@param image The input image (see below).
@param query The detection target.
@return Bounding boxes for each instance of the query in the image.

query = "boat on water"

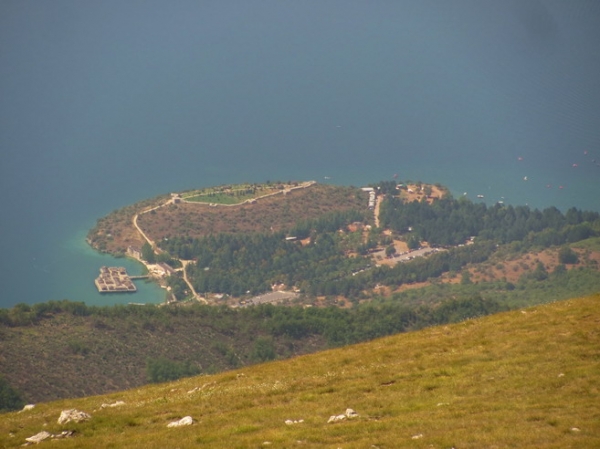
[477,194,484,198]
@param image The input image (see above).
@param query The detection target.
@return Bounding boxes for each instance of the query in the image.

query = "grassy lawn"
[182,183,283,204]
[2,294,599,448]
[183,192,256,204]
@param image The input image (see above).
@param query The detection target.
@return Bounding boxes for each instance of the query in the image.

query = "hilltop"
[2,295,599,448]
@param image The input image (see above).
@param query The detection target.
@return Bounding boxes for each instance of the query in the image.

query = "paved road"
[391,247,444,262]
[373,246,445,266]
[241,291,299,307]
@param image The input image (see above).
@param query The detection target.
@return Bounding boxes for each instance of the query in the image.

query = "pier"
[95,266,138,293]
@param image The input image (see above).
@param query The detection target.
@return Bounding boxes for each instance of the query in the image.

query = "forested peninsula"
[87,179,600,307]
[2,180,600,407]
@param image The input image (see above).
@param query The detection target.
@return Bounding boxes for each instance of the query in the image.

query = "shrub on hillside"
[558,246,579,264]
[146,357,199,383]
[0,376,25,413]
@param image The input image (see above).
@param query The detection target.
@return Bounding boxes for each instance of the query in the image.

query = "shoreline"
[88,181,321,305]
[83,178,600,309]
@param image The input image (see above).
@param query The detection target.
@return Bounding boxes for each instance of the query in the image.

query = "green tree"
[250,336,276,363]
[558,246,579,264]
[385,244,397,258]
[141,242,156,263]
[407,234,420,250]
[0,376,25,412]
[531,261,548,281]
[460,270,472,285]
[146,357,199,383]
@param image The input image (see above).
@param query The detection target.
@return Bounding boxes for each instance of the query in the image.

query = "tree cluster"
[372,241,497,287]
[0,376,24,413]
[159,210,371,297]
[146,357,200,383]
[153,189,600,299]
[380,195,599,247]
[258,294,504,347]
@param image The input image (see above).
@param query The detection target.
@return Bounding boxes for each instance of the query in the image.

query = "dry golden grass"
[2,295,599,448]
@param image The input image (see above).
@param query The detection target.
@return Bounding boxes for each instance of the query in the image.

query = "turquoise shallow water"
[8,153,595,309]
[1,1,599,307]
[58,231,167,307]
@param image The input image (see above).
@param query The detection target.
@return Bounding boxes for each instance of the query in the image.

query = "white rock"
[25,431,52,444]
[327,414,347,423]
[21,404,35,412]
[53,431,74,439]
[167,416,194,428]
[57,409,91,425]
[328,408,358,423]
[101,401,125,408]
[345,408,359,418]
[285,419,304,425]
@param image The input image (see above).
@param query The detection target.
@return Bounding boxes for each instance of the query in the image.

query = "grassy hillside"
[2,295,598,448]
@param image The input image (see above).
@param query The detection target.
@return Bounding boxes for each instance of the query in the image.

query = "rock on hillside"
[1,295,598,449]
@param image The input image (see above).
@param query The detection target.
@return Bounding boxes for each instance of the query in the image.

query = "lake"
[1,1,599,307]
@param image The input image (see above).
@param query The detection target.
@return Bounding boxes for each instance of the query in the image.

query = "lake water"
[1,1,599,308]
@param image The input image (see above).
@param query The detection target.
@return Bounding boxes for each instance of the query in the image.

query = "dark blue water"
[1,1,599,307]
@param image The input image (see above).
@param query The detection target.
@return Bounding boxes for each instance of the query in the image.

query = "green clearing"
[2,295,598,448]
[181,183,285,204]
[183,191,258,204]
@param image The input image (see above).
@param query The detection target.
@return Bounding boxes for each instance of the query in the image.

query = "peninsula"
[3,178,600,409]
[88,180,379,304]
[86,179,453,305]
[87,179,600,309]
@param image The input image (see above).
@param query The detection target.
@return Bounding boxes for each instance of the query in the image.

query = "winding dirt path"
[181,260,207,304]
[132,207,159,250]
[131,182,316,304]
